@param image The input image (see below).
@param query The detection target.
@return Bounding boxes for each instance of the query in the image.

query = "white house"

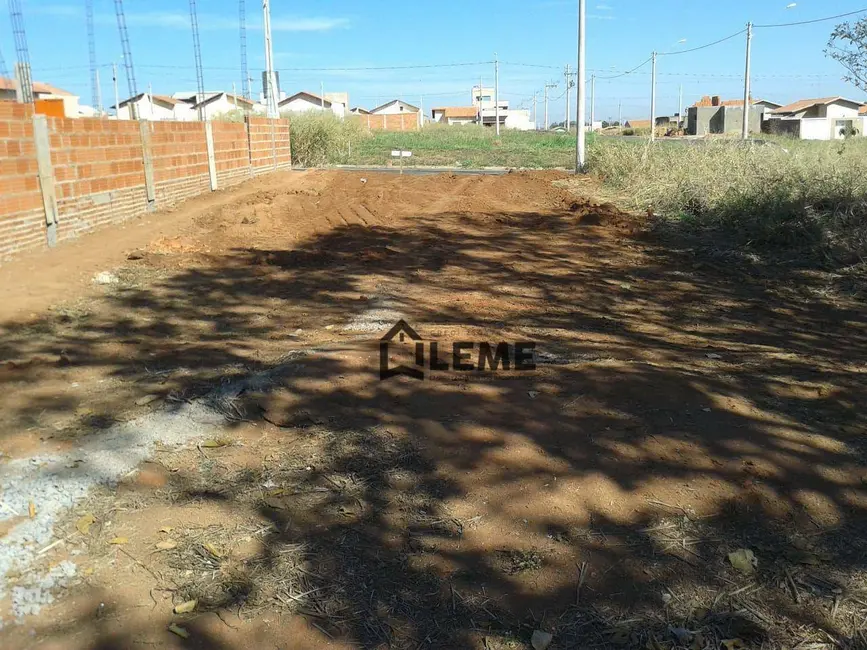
[191,93,261,120]
[114,94,190,121]
[0,76,81,116]
[370,99,420,115]
[431,106,478,125]
[768,96,867,140]
[278,91,346,118]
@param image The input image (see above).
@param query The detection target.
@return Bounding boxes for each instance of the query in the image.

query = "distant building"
[370,100,420,115]
[190,93,260,120]
[279,91,346,118]
[624,119,651,129]
[686,95,769,136]
[766,96,867,140]
[431,106,478,125]
[349,107,370,115]
[0,76,81,117]
[114,93,195,121]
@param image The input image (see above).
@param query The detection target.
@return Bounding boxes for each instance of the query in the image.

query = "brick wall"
[248,117,292,175]
[0,101,292,261]
[357,112,421,132]
[0,102,44,258]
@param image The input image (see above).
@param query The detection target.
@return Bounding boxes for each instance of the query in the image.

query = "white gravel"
[0,400,225,626]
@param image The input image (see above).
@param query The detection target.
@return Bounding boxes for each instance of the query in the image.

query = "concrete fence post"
[138,120,156,208]
[31,114,59,248]
[245,115,254,175]
[204,121,218,191]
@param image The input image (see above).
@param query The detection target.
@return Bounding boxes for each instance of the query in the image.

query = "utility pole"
[233,82,238,109]
[148,82,153,119]
[565,63,571,132]
[320,81,325,108]
[544,81,556,131]
[95,68,103,115]
[113,63,119,118]
[262,0,278,118]
[419,95,424,128]
[650,51,657,142]
[533,91,537,129]
[478,75,483,125]
[576,0,586,169]
[618,100,622,129]
[494,53,500,136]
[589,73,595,130]
[678,84,683,128]
[742,21,753,140]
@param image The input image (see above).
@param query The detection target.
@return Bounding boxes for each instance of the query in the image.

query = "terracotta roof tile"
[771,97,849,114]
[433,106,478,119]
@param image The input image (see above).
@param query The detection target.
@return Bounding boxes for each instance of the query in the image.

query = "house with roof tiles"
[766,96,867,140]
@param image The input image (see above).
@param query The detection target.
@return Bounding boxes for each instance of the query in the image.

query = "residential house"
[278,91,346,118]
[687,95,768,136]
[191,93,260,120]
[624,119,651,129]
[0,76,81,116]
[766,96,867,140]
[431,106,478,125]
[349,107,370,115]
[470,85,534,130]
[114,93,194,121]
[370,100,420,115]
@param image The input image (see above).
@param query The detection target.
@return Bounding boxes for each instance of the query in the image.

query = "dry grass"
[587,137,867,266]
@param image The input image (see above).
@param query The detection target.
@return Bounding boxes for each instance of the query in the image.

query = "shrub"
[586,137,867,263]
[284,111,368,167]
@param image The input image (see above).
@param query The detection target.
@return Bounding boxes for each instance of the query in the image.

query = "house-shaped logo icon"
[380,319,424,380]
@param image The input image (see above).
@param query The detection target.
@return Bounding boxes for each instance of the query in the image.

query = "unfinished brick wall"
[211,121,252,188]
[149,121,210,207]
[358,112,421,132]
[0,101,292,261]
[0,103,43,259]
[48,117,148,242]
[248,117,292,175]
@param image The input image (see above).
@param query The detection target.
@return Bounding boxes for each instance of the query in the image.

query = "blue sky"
[1,0,865,121]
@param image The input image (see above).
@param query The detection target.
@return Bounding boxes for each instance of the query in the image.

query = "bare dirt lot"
[1,170,866,650]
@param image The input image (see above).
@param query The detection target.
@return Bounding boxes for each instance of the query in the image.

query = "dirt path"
[1,170,866,649]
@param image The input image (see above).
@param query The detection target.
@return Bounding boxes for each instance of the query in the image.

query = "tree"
[826,18,867,92]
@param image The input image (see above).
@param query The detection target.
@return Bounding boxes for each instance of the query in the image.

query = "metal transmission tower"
[0,44,8,80]
[8,0,33,103]
[85,0,101,112]
[114,0,138,117]
[239,0,250,100]
[262,0,278,117]
[189,0,205,120]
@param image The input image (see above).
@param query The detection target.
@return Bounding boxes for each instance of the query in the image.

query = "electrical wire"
[595,56,652,80]
[658,28,747,56]
[755,7,867,28]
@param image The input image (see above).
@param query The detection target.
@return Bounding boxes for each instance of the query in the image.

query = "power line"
[658,28,747,56]
[755,7,867,29]
[595,56,652,80]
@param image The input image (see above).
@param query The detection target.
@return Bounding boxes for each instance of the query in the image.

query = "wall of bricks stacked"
[49,117,148,242]
[248,117,292,175]
[357,113,421,131]
[0,102,292,261]
[149,121,210,207]
[0,102,45,259]
[211,121,253,188]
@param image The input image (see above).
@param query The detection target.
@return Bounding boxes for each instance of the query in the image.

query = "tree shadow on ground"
[1,175,866,649]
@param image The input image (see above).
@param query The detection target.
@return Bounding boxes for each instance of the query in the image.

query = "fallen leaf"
[159,526,173,534]
[168,623,190,639]
[76,513,96,535]
[728,548,757,574]
[173,599,198,614]
[531,629,553,650]
[202,542,223,558]
[264,497,286,510]
[135,394,160,407]
[200,439,229,448]
[721,640,746,650]
[528,391,539,399]
[28,502,36,518]
[109,537,129,545]
[155,539,178,550]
